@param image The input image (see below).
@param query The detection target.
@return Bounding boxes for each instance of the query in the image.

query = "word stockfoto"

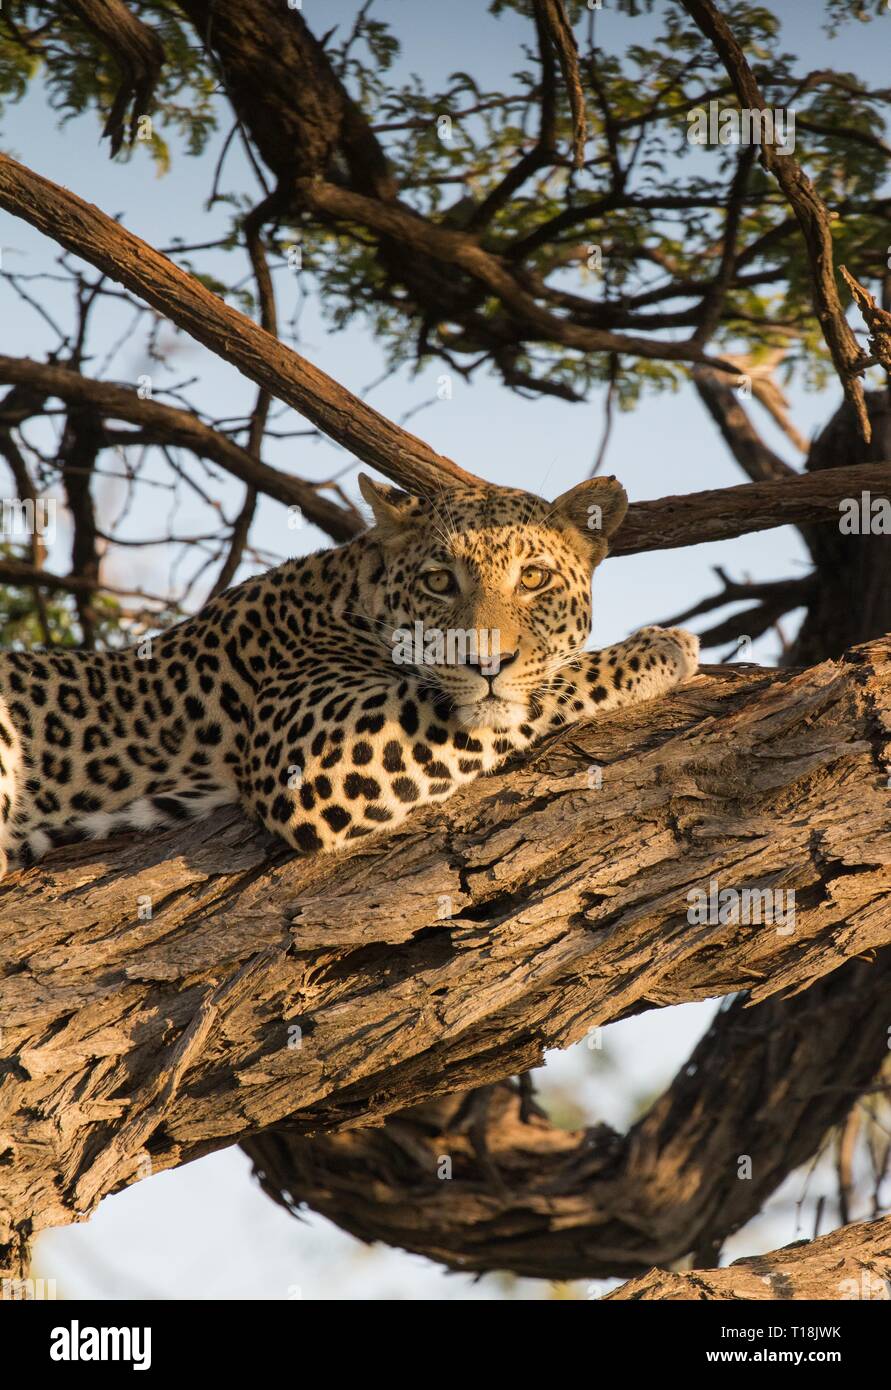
[687,101,796,154]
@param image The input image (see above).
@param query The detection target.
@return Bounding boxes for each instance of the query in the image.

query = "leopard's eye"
[519,565,551,592]
[422,569,456,596]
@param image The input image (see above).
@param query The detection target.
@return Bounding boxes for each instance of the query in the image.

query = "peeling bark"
[2,642,891,1282]
[244,955,891,1281]
[608,1216,891,1300]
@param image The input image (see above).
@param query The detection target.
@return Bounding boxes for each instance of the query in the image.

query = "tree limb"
[208,193,285,594]
[0,557,162,600]
[67,0,165,156]
[692,365,796,483]
[2,641,891,1281]
[177,0,396,197]
[680,0,872,440]
[174,2,756,380]
[607,1216,891,1300]
[0,154,482,499]
[1,371,889,568]
[244,953,891,1280]
[534,0,587,168]
[2,153,885,561]
[789,391,891,665]
[293,176,741,371]
[841,267,891,378]
[660,570,817,650]
[608,462,891,556]
[0,356,362,543]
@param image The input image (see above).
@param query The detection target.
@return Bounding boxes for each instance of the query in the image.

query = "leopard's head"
[357,473,628,730]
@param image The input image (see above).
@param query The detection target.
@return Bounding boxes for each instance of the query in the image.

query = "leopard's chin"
[454,697,528,731]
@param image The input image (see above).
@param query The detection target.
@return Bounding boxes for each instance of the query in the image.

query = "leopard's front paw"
[638,625,700,682]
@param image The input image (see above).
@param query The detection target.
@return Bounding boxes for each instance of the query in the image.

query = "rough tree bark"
[1,86,889,1298]
[2,640,891,1286]
[608,1216,891,1300]
[244,954,891,1281]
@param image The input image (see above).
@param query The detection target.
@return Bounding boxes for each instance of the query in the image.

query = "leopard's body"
[0,475,698,875]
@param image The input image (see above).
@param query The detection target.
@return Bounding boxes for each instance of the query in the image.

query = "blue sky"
[5,0,889,1298]
[8,0,885,655]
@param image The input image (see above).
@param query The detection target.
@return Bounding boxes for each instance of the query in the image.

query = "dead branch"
[841,267,891,378]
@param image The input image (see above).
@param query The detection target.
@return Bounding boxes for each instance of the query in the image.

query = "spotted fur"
[0,475,698,874]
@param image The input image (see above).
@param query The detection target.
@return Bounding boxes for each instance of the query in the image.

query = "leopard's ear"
[357,472,414,536]
[552,475,628,555]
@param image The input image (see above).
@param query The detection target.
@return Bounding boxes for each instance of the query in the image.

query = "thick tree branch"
[2,641,891,1280]
[608,461,891,555]
[608,1216,891,1300]
[245,953,891,1280]
[177,0,395,197]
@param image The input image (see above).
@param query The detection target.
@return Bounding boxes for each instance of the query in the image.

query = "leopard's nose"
[468,648,518,689]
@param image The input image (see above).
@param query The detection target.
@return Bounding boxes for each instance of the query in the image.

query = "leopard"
[0,472,699,877]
